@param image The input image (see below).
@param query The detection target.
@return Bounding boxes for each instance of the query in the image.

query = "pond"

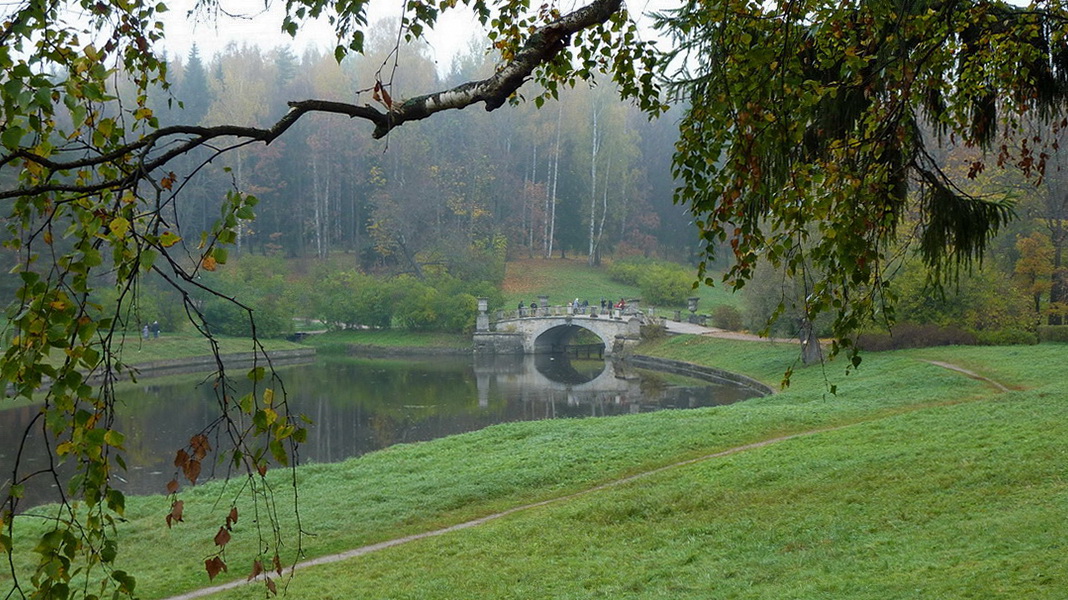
[1,353,763,509]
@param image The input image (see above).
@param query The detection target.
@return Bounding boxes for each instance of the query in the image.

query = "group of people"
[141,321,161,340]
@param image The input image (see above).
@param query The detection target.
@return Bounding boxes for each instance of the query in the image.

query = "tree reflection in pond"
[0,353,760,509]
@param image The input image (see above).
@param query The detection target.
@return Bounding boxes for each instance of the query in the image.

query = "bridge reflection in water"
[473,353,757,418]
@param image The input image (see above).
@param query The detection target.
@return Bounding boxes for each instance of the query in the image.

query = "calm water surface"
[1,353,762,508]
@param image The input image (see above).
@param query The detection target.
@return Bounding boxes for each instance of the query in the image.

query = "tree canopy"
[660,0,1068,360]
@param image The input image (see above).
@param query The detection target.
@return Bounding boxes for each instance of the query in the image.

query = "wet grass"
[7,338,1065,599]
[270,389,1068,599]
[115,334,304,365]
[301,329,471,352]
[502,257,741,311]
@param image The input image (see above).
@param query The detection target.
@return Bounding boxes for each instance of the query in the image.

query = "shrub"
[640,323,667,341]
[391,277,439,331]
[974,328,1038,346]
[1038,325,1068,343]
[200,295,293,338]
[712,305,744,331]
[607,259,649,287]
[855,322,978,351]
[638,266,693,306]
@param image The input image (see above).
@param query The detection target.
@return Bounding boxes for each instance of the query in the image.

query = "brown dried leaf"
[190,434,211,460]
[174,449,189,468]
[266,577,277,596]
[166,478,179,494]
[273,553,282,576]
[247,559,264,582]
[205,556,227,581]
[166,500,184,528]
[183,458,202,485]
[226,507,239,529]
[373,81,393,110]
[214,526,231,548]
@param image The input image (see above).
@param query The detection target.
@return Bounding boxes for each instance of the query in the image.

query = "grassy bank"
[114,334,306,365]
[502,257,742,310]
[5,337,1065,599]
[301,329,471,353]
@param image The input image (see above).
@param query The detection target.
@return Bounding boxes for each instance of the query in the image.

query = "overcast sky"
[158,0,668,70]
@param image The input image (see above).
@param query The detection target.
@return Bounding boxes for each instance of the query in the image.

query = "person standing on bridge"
[530,301,537,316]
[518,301,526,317]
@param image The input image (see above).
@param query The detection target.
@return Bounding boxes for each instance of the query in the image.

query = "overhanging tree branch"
[0,0,624,201]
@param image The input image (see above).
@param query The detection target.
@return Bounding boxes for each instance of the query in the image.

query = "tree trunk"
[593,156,611,266]
[587,108,600,265]
[1046,193,1066,325]
[799,317,823,365]
[545,103,562,259]
[528,144,537,258]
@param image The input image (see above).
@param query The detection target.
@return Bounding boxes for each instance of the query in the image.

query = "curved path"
[164,354,1010,600]
[922,359,1012,392]
[165,425,854,600]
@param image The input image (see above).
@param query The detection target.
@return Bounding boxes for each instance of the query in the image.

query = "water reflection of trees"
[2,354,759,509]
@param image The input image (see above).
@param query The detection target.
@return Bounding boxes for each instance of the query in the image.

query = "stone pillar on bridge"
[538,295,549,315]
[476,297,489,332]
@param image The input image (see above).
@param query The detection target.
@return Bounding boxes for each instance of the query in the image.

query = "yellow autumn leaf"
[202,255,217,271]
[109,216,130,238]
[160,231,181,248]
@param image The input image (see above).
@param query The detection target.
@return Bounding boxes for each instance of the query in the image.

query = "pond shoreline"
[341,343,472,357]
[120,344,771,401]
[118,347,318,381]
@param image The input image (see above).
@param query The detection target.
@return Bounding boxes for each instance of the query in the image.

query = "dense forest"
[150,24,694,272]
[144,28,1067,346]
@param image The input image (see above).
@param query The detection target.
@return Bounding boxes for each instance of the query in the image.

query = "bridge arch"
[532,323,610,354]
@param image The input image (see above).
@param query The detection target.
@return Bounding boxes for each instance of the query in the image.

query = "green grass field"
[503,257,742,311]
[113,333,305,364]
[301,329,471,352]
[5,336,1065,599]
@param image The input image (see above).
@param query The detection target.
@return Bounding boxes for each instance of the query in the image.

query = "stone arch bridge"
[473,302,650,356]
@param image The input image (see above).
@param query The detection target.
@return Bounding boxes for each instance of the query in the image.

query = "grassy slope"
[503,257,742,310]
[301,329,470,351]
[209,341,1067,600]
[113,334,304,364]
[6,337,1065,599]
